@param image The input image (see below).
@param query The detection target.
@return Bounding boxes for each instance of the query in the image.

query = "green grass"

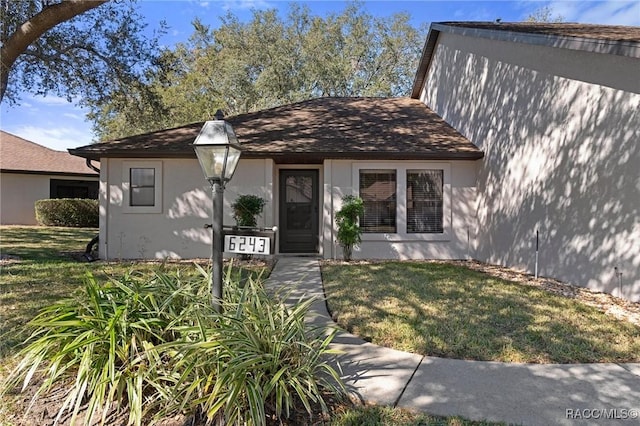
[322,261,640,363]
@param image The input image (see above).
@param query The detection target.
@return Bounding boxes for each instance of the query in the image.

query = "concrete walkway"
[265,257,640,426]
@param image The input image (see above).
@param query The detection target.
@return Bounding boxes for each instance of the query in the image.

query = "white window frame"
[122,160,163,214]
[352,162,451,242]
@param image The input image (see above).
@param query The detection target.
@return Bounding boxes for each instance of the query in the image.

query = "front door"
[279,170,319,253]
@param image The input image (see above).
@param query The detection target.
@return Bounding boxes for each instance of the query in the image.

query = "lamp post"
[193,110,242,312]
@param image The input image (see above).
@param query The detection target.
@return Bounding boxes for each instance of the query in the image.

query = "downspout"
[86,158,100,173]
[84,158,102,260]
[102,159,109,260]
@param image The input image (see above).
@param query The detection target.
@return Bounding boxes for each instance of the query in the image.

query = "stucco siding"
[0,173,98,225]
[100,158,271,260]
[421,31,640,301]
[99,156,478,261]
[0,173,50,225]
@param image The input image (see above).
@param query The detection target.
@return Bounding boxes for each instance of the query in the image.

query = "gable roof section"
[0,131,98,176]
[69,97,483,162]
[411,22,640,98]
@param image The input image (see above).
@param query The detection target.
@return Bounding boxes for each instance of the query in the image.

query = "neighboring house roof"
[0,130,98,176]
[69,97,483,163]
[411,22,640,98]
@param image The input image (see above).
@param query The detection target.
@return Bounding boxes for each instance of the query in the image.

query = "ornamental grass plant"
[1,263,345,426]
[163,272,345,425]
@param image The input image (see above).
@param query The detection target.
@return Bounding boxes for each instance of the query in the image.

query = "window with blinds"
[407,170,443,233]
[359,170,396,233]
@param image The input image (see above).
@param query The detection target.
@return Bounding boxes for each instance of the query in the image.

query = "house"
[0,131,99,225]
[411,22,639,302]
[69,22,639,302]
[68,97,482,260]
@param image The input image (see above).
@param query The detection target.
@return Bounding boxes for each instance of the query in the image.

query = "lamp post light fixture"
[193,109,242,312]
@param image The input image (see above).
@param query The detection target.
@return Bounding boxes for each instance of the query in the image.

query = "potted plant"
[335,195,364,261]
[231,194,266,228]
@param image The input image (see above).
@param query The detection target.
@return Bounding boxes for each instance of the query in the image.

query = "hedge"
[35,199,99,228]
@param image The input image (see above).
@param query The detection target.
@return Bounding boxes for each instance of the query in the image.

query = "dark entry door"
[279,170,319,253]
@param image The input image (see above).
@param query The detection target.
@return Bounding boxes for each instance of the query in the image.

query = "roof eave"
[435,23,640,58]
[0,168,99,177]
[411,24,440,99]
[411,22,640,99]
[68,149,484,162]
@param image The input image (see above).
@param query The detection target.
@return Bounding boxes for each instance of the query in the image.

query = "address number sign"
[224,235,271,255]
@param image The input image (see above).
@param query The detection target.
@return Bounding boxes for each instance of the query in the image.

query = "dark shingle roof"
[69,97,483,162]
[0,131,98,176]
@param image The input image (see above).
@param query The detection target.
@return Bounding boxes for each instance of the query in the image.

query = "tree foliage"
[0,0,161,105]
[89,2,427,140]
[525,6,564,23]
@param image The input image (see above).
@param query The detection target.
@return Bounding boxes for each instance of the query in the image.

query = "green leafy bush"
[335,195,364,261]
[35,198,99,227]
[231,194,266,227]
[2,264,345,426]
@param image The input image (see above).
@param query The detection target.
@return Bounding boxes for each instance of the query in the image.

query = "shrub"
[231,194,266,227]
[164,276,346,425]
[2,264,345,426]
[1,267,210,426]
[35,198,99,227]
[335,195,364,261]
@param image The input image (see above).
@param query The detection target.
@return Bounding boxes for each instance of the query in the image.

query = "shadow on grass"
[322,261,640,363]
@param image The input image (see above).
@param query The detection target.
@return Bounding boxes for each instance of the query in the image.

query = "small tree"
[231,194,266,227]
[335,195,364,261]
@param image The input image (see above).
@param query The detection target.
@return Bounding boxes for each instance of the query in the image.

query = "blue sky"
[1,0,638,151]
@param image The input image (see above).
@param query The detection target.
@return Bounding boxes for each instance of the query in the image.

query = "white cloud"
[31,94,73,106]
[548,0,640,25]
[63,112,84,120]
[454,7,498,22]
[12,125,94,152]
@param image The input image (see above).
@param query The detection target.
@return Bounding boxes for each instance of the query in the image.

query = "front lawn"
[322,261,640,363]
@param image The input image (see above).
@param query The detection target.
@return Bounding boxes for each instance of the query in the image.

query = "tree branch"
[1,0,108,102]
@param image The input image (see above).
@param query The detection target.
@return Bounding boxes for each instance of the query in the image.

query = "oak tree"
[0,0,159,104]
[90,2,427,140]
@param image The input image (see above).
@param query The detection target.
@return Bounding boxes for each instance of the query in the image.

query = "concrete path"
[265,257,640,426]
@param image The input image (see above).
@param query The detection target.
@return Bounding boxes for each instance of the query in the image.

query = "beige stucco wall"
[420,31,640,301]
[322,159,478,260]
[100,156,478,261]
[99,158,273,260]
[0,172,98,225]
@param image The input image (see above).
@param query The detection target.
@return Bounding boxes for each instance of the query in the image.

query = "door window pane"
[359,170,396,233]
[407,170,443,233]
[285,176,312,203]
